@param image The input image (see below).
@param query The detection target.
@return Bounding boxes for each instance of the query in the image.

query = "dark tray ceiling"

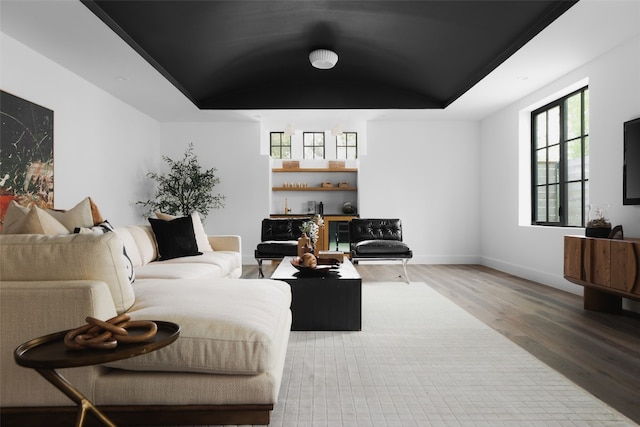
[82,1,577,110]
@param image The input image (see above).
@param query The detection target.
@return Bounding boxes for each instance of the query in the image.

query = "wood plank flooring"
[243,262,640,424]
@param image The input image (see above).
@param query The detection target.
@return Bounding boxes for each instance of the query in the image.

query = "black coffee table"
[271,257,362,331]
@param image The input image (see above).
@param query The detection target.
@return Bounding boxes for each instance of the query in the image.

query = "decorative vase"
[297,233,312,257]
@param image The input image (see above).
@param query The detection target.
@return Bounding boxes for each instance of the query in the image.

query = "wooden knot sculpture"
[64,314,157,350]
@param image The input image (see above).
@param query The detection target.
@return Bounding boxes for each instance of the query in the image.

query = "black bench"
[255,218,309,277]
[349,218,413,283]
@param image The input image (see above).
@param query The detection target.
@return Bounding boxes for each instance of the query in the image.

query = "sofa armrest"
[208,235,241,253]
[0,280,118,406]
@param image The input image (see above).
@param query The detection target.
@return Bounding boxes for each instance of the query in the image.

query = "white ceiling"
[1,0,639,123]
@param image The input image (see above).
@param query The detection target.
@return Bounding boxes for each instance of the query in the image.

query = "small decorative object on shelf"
[608,225,624,239]
[338,182,349,188]
[321,182,333,188]
[342,202,357,214]
[328,160,346,169]
[283,160,300,169]
[64,314,158,350]
[586,204,612,238]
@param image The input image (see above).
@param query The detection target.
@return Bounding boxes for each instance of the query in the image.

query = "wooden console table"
[564,235,640,312]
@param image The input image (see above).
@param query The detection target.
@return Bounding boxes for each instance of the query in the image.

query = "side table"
[14,320,180,427]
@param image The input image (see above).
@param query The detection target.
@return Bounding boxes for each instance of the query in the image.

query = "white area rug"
[269,282,636,426]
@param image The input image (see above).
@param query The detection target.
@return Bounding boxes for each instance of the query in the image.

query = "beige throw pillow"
[2,201,30,233]
[46,197,94,232]
[17,206,68,235]
[155,211,213,252]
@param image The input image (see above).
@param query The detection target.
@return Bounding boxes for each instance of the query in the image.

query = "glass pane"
[535,113,547,148]
[584,89,589,134]
[315,133,324,145]
[337,147,345,159]
[548,184,560,222]
[347,133,356,144]
[566,182,583,227]
[566,93,582,140]
[548,106,560,146]
[271,147,281,158]
[583,181,589,226]
[347,146,357,159]
[548,145,560,184]
[337,135,346,146]
[304,147,314,159]
[536,186,547,222]
[281,147,291,159]
[314,147,324,159]
[536,149,547,185]
[584,136,589,180]
[283,135,291,146]
[566,139,582,181]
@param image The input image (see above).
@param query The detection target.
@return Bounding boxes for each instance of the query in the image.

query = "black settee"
[255,218,309,277]
[349,218,413,283]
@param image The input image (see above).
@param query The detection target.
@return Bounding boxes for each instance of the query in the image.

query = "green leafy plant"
[137,143,225,219]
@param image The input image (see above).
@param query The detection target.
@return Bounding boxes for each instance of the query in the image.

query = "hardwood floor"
[243,262,640,424]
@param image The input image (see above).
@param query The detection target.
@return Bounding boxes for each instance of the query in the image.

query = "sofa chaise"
[0,223,292,426]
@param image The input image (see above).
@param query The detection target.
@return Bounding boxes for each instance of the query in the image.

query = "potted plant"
[585,205,611,238]
[137,143,225,219]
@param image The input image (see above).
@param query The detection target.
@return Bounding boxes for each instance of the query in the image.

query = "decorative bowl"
[290,257,337,276]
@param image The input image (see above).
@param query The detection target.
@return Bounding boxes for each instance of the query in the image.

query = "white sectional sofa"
[0,225,292,426]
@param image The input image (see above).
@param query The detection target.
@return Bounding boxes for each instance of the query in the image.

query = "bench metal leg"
[257,259,264,278]
[402,259,410,284]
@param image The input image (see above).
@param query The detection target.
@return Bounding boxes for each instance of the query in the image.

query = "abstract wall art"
[0,90,54,230]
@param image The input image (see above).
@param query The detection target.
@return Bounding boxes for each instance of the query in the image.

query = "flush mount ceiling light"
[309,49,338,70]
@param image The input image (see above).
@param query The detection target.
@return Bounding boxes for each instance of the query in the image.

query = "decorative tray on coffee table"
[290,256,339,276]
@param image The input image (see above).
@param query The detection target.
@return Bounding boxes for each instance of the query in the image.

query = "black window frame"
[336,132,358,159]
[303,132,325,159]
[270,132,291,159]
[531,86,589,227]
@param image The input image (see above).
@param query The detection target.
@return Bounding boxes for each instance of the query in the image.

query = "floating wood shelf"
[272,168,358,173]
[272,187,357,191]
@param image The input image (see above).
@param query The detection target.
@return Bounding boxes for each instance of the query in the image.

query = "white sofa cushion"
[114,225,158,267]
[156,251,240,276]
[0,232,135,313]
[105,278,292,375]
[135,262,223,280]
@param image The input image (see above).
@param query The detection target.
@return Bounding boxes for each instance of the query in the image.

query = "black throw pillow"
[149,216,203,261]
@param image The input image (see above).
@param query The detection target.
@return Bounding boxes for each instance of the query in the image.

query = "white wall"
[1,33,161,226]
[365,121,481,264]
[154,122,267,264]
[480,35,640,294]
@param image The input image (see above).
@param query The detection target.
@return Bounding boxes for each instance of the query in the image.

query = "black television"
[623,117,640,205]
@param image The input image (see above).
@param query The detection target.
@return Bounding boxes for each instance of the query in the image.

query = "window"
[336,132,358,159]
[270,132,291,159]
[303,132,325,159]
[532,87,589,227]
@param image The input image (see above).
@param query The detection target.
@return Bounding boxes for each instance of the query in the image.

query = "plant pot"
[585,227,612,238]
